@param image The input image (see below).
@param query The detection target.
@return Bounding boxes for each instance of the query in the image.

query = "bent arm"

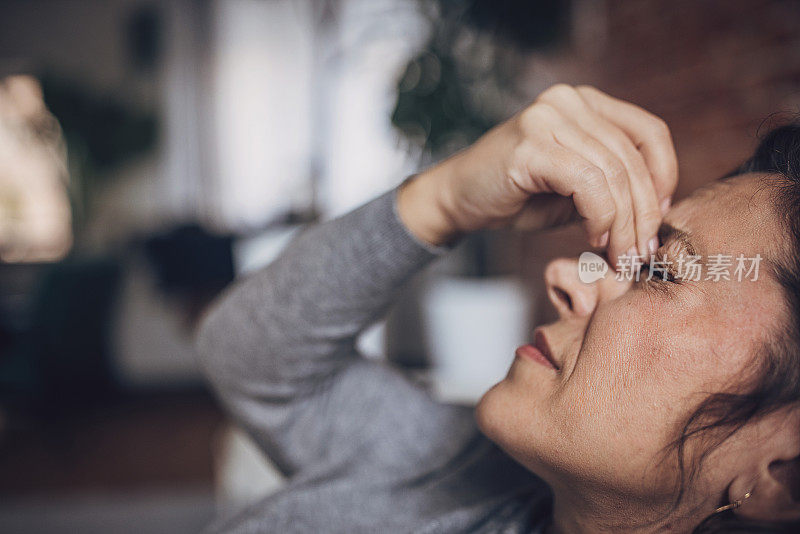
[196,188,451,476]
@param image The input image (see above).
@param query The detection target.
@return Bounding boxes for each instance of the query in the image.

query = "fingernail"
[598,231,609,248]
[660,197,672,215]
[647,237,659,255]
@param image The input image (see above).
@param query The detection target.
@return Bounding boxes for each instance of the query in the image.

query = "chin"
[474,379,512,444]
[474,377,553,478]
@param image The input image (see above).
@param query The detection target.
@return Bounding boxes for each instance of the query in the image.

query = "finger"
[539,86,654,261]
[543,86,661,264]
[575,85,678,210]
[546,116,640,267]
[564,112,661,260]
[517,141,616,247]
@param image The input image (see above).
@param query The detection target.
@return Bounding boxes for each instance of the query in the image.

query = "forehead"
[664,173,785,262]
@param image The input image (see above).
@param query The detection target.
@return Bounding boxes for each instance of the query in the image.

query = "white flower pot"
[421,276,531,405]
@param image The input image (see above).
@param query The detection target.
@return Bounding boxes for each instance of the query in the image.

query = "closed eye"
[640,263,677,283]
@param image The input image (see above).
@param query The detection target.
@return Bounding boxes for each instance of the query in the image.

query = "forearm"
[196,187,445,397]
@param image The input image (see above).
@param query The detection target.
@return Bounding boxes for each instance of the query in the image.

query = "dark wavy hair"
[662,121,800,533]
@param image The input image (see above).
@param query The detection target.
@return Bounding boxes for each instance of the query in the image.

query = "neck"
[544,481,703,534]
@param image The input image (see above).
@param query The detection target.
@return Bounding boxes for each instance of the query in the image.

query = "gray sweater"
[196,188,552,533]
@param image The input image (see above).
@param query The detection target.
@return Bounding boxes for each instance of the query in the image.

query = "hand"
[397,84,678,265]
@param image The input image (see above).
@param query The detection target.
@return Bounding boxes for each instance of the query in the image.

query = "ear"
[730,410,800,522]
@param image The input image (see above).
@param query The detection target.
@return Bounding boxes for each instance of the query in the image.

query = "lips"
[515,329,560,370]
[533,329,559,370]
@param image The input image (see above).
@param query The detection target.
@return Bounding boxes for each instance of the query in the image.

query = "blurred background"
[0,0,798,532]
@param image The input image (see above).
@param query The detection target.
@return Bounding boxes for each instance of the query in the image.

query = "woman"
[198,84,800,533]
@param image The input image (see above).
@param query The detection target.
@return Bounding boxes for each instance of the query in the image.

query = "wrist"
[396,163,461,247]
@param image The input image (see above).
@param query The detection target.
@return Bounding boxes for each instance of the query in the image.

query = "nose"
[545,256,633,319]
[545,258,599,318]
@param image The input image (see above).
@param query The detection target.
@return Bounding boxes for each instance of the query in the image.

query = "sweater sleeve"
[196,188,477,478]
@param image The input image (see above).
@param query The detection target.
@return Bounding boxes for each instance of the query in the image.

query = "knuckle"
[650,115,670,138]
[539,83,576,103]
[609,170,631,195]
[612,165,630,185]
[520,102,556,127]
[550,83,575,95]
[600,157,627,183]
[535,101,558,117]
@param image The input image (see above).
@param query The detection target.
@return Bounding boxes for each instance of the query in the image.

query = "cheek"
[562,301,659,401]
[653,287,764,392]
[558,287,761,445]
[553,296,706,445]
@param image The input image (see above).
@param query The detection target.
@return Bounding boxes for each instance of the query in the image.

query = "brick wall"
[596,0,800,194]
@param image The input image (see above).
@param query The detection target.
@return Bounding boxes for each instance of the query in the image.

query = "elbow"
[194,296,237,392]
[194,284,282,394]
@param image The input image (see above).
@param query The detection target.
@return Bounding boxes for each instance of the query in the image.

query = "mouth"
[515,329,560,371]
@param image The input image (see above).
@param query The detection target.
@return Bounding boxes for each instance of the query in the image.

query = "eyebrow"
[658,222,698,257]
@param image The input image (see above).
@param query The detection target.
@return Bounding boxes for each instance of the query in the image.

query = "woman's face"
[476,173,790,507]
